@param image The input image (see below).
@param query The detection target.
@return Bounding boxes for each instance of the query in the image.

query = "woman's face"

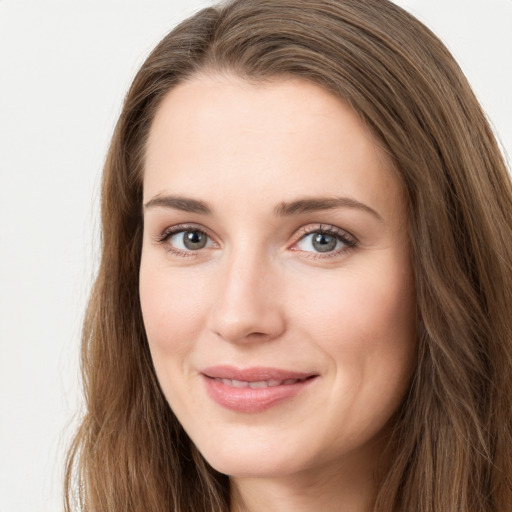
[140,75,416,479]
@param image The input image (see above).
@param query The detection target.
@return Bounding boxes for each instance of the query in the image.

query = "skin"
[139,74,417,512]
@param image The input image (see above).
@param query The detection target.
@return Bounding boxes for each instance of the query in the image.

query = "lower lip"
[202,375,316,413]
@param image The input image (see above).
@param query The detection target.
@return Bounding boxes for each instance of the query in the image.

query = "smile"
[201,366,318,413]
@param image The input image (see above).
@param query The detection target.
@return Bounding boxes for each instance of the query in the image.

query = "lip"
[201,366,318,413]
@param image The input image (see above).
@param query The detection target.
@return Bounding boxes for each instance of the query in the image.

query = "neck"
[229,452,384,512]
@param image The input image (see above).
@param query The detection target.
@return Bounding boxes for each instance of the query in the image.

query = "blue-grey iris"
[184,231,207,250]
[312,233,337,252]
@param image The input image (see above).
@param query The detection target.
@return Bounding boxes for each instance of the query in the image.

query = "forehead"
[143,74,404,222]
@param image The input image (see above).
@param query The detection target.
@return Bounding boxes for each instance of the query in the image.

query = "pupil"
[184,231,206,250]
[312,233,336,252]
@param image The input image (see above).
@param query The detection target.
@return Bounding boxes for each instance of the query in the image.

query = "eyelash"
[156,224,214,257]
[293,224,358,259]
[155,223,358,259]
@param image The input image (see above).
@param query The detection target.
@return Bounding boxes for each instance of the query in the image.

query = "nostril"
[214,330,270,343]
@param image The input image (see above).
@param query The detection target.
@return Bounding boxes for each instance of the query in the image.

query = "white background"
[0,1,510,511]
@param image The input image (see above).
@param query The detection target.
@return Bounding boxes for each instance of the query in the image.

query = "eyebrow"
[143,195,212,214]
[143,194,382,221]
[273,196,383,221]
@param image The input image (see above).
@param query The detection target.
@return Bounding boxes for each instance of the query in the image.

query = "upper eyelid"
[156,223,214,242]
[291,224,357,244]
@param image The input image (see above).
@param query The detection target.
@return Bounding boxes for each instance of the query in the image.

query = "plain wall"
[0,1,510,511]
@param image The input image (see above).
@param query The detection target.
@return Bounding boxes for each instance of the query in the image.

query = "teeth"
[249,381,268,388]
[231,379,249,388]
[215,377,304,387]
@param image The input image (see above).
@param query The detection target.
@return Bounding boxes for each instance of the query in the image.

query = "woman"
[65,0,512,510]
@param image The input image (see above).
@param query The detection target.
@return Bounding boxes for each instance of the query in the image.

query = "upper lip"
[201,365,317,382]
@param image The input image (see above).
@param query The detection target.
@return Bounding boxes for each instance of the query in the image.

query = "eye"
[158,226,215,254]
[294,225,357,255]
[173,230,210,250]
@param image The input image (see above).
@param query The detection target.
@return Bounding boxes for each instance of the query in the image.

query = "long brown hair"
[65,1,512,510]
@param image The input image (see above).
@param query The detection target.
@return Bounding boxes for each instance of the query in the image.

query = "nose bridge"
[208,242,285,343]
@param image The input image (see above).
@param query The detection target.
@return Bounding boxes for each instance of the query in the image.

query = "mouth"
[201,366,318,413]
[209,376,312,388]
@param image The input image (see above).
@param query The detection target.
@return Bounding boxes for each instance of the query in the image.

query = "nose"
[207,250,286,344]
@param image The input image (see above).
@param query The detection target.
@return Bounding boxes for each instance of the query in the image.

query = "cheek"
[295,264,414,339]
[290,256,416,388]
[293,261,416,439]
[139,260,209,360]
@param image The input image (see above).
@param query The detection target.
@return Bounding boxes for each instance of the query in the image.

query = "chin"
[197,438,305,478]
